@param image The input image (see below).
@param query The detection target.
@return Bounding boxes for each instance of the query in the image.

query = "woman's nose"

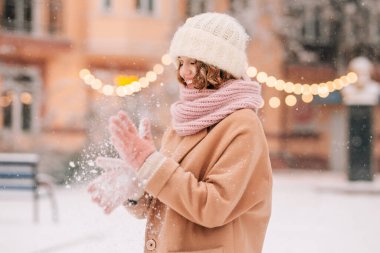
[182,65,192,75]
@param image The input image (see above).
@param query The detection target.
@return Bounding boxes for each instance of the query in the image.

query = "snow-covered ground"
[1,170,379,253]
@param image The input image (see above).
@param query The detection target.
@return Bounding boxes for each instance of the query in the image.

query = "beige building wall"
[1,0,379,176]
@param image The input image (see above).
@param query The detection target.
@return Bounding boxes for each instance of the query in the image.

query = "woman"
[88,12,272,253]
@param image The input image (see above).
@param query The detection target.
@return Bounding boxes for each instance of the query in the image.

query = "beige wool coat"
[125,109,272,253]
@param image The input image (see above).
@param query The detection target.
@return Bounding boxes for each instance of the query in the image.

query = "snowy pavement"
[1,170,380,253]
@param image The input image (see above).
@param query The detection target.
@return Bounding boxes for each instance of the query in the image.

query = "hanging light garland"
[79,54,172,97]
[79,53,358,108]
[245,66,358,108]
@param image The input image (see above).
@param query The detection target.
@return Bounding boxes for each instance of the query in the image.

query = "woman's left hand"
[88,157,142,214]
[108,111,156,171]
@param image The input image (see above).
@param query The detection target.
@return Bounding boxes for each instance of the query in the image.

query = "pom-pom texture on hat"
[169,12,249,78]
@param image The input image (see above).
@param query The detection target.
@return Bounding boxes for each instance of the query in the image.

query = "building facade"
[0,0,379,178]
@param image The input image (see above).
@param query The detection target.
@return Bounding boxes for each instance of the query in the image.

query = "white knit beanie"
[169,12,249,78]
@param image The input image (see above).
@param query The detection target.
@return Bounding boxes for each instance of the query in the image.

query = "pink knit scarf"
[170,79,263,136]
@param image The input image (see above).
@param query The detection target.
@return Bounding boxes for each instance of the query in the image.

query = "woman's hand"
[109,111,156,171]
[87,157,143,214]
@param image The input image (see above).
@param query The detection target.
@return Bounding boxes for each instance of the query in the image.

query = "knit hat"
[169,12,249,78]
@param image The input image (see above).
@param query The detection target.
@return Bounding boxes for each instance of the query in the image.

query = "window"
[1,0,33,32]
[186,0,209,17]
[0,66,41,134]
[230,0,249,14]
[136,0,155,15]
[1,91,12,129]
[48,0,63,34]
[102,0,112,11]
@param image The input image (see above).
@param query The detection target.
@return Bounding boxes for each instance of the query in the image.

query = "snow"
[1,170,379,253]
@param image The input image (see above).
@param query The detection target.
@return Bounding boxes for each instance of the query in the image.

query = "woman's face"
[178,56,197,89]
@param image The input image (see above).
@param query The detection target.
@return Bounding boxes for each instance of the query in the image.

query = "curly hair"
[177,60,236,90]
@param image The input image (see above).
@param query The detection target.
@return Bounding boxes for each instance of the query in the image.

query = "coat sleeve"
[122,128,172,219]
[144,117,272,228]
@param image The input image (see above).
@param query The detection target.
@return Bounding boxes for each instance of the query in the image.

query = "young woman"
[88,12,272,253]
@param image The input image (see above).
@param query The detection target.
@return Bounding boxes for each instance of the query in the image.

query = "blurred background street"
[1,0,380,252]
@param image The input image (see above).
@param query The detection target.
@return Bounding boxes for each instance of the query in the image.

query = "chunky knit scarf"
[170,79,263,136]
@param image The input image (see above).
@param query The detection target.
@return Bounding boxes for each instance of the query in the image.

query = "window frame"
[0,64,41,135]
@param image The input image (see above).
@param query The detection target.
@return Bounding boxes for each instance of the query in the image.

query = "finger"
[109,118,130,139]
[139,118,153,142]
[91,193,101,203]
[109,124,129,143]
[88,178,102,193]
[104,200,117,214]
[104,205,115,214]
[117,112,138,135]
[104,194,124,214]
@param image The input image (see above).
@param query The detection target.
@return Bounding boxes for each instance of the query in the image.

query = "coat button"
[146,239,156,251]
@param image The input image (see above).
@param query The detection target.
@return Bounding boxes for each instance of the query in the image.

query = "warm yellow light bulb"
[275,80,285,91]
[161,54,172,65]
[84,74,95,85]
[102,85,114,96]
[79,69,90,79]
[302,93,313,103]
[153,64,164,74]
[256,72,268,83]
[91,79,102,90]
[333,79,344,90]
[310,84,319,95]
[131,81,141,92]
[146,71,157,82]
[302,84,311,95]
[347,72,358,84]
[340,76,350,86]
[139,77,149,88]
[116,86,126,97]
[293,83,302,95]
[124,86,134,95]
[326,81,335,92]
[319,91,329,98]
[246,66,258,78]
[284,82,294,93]
[265,76,277,87]
[269,97,281,108]
[318,83,329,95]
[285,95,297,106]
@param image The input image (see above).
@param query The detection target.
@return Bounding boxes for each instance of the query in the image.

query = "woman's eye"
[190,61,196,65]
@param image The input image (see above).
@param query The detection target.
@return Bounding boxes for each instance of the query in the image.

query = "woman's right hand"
[108,111,156,171]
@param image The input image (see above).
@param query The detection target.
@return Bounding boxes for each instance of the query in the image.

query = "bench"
[0,153,58,222]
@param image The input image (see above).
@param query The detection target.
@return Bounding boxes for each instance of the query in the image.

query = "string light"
[269,97,281,108]
[302,93,313,103]
[265,76,277,87]
[285,95,297,106]
[256,72,268,83]
[80,53,357,110]
[246,66,258,78]
[293,83,302,95]
[161,54,172,65]
[153,64,164,74]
